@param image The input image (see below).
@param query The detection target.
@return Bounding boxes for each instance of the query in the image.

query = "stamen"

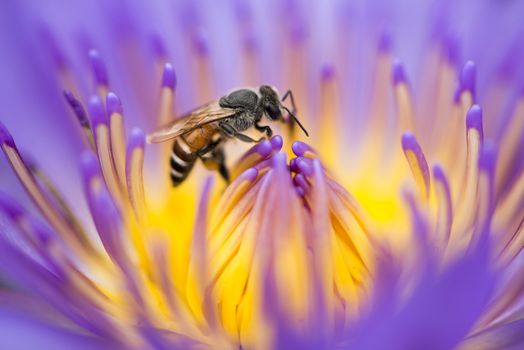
[148,239,204,340]
[150,33,167,63]
[291,141,318,159]
[309,158,334,335]
[365,33,393,163]
[319,65,338,166]
[107,92,127,188]
[393,60,414,131]
[475,142,496,243]
[453,105,484,244]
[231,139,273,179]
[210,167,260,241]
[0,192,24,220]
[193,30,213,102]
[0,122,93,260]
[266,154,313,331]
[126,128,147,223]
[251,137,285,173]
[293,173,310,196]
[401,132,431,200]
[28,218,66,278]
[459,60,476,103]
[442,35,460,67]
[89,49,109,97]
[432,165,453,252]
[454,61,476,110]
[158,63,176,126]
[40,28,83,97]
[295,157,314,177]
[186,177,214,325]
[233,0,258,83]
[495,92,524,194]
[0,192,41,250]
[26,156,93,251]
[493,167,524,244]
[63,90,95,149]
[426,37,458,149]
[89,95,124,208]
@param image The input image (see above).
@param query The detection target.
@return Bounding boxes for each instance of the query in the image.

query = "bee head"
[259,85,282,120]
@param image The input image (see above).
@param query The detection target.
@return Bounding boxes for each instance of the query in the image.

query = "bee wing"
[146,101,237,144]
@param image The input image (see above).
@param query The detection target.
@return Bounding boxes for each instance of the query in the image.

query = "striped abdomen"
[170,138,198,186]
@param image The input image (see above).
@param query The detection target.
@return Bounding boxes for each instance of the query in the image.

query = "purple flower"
[1,0,524,349]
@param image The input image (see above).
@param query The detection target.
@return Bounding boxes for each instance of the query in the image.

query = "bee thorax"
[222,113,255,133]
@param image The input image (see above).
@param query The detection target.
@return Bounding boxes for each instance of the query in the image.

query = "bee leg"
[200,147,230,183]
[219,123,263,143]
[255,122,273,137]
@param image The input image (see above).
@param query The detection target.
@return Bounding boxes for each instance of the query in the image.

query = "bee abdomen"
[170,139,197,186]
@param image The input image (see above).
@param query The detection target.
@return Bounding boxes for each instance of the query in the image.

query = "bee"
[147,85,309,186]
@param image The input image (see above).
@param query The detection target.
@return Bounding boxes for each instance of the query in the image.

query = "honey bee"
[147,85,308,186]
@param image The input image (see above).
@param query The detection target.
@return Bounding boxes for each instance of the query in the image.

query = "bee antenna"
[282,106,309,137]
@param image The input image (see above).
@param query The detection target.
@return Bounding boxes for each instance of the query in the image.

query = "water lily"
[1,0,524,349]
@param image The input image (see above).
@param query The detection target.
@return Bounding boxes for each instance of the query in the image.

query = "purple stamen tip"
[378,32,393,52]
[0,121,15,148]
[460,60,476,97]
[88,49,109,86]
[321,64,335,81]
[392,59,408,85]
[244,34,258,52]
[0,193,24,219]
[466,105,483,136]
[290,21,307,44]
[289,158,298,172]
[106,92,123,116]
[239,167,259,182]
[291,141,314,157]
[401,132,430,194]
[39,27,67,69]
[162,63,176,89]
[442,35,460,65]
[293,173,310,194]
[249,139,272,157]
[129,128,145,150]
[401,131,418,151]
[296,157,313,177]
[270,135,283,150]
[95,186,120,227]
[193,30,209,56]
[88,95,107,127]
[432,163,446,182]
[80,151,100,181]
[479,141,497,173]
[150,33,166,58]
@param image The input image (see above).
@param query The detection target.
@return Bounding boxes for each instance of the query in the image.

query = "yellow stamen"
[433,171,452,252]
[95,123,124,208]
[496,96,524,194]
[394,81,414,132]
[1,143,95,263]
[128,146,147,223]
[451,126,482,249]
[110,111,127,189]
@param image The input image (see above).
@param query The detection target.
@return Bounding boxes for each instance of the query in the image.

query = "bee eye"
[266,104,281,120]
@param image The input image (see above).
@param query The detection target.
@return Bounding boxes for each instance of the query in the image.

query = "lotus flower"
[1,0,524,349]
